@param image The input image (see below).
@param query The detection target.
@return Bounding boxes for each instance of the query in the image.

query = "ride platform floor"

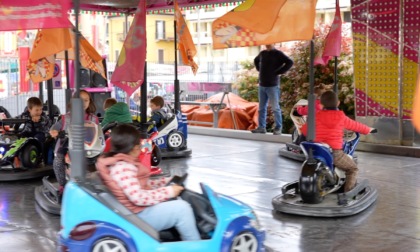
[0,134,419,252]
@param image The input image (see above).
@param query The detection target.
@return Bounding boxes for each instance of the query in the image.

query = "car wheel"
[230,232,258,252]
[151,144,162,166]
[92,238,127,252]
[20,144,40,168]
[299,166,327,204]
[167,131,185,150]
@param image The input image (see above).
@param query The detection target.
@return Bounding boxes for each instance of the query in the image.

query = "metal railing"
[0,59,239,121]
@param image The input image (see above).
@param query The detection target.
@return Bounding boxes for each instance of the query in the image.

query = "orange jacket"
[301,109,371,150]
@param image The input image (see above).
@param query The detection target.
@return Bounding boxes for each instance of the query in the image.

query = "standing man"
[252,44,293,135]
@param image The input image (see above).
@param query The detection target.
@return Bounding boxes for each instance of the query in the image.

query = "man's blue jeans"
[257,85,282,129]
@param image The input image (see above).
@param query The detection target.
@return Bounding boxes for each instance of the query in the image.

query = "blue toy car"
[58,176,265,252]
[151,110,192,158]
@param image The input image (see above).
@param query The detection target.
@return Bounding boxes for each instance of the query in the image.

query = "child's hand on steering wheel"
[172,185,184,197]
[50,129,59,138]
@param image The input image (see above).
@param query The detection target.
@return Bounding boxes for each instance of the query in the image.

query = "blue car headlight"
[250,210,261,230]
[0,147,5,153]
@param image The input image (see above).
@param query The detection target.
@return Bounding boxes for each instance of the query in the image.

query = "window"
[343,11,351,22]
[178,51,183,65]
[248,46,259,57]
[4,32,13,53]
[158,49,164,64]
[212,48,224,58]
[115,50,120,62]
[199,45,208,58]
[123,21,131,36]
[156,20,166,40]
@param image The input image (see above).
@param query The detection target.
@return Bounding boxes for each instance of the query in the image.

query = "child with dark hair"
[103,98,117,111]
[148,96,169,128]
[295,86,325,116]
[50,90,99,194]
[101,98,132,128]
[96,124,200,241]
[301,90,375,192]
[16,97,51,143]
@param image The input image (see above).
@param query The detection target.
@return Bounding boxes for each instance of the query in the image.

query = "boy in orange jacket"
[301,91,375,192]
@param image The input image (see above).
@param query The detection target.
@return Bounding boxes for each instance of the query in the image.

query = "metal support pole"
[334,56,338,93]
[307,40,316,143]
[70,0,86,182]
[64,50,72,111]
[124,13,131,106]
[39,82,44,102]
[174,20,180,112]
[46,79,54,121]
[397,0,405,145]
[139,62,148,139]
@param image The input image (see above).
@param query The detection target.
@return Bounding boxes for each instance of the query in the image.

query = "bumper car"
[0,118,54,181]
[279,99,308,162]
[152,111,192,158]
[273,132,378,217]
[35,121,106,215]
[58,173,265,252]
[103,121,166,176]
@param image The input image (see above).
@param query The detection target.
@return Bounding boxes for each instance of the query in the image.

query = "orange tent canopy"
[181,92,259,130]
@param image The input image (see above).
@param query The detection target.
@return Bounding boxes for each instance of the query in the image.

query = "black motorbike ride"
[273,130,378,217]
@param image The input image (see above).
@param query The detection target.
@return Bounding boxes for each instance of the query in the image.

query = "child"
[295,86,325,116]
[96,124,201,241]
[300,91,374,192]
[103,98,117,111]
[292,86,325,144]
[148,96,169,129]
[101,98,133,128]
[16,97,51,143]
[50,90,99,193]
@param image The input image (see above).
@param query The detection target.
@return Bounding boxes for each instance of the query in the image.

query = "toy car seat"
[0,106,12,118]
[157,114,176,132]
[103,137,162,176]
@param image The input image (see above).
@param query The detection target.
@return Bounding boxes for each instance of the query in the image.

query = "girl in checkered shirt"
[96,124,200,241]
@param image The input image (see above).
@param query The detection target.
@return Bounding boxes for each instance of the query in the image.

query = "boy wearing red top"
[301,91,374,192]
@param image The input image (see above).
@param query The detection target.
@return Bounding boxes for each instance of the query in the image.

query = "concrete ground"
[0,134,419,251]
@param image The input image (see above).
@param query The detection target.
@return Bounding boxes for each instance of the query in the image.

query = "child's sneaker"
[251,127,267,134]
